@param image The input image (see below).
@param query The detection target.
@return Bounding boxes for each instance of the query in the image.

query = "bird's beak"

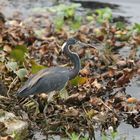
[77,41,96,49]
[77,41,86,47]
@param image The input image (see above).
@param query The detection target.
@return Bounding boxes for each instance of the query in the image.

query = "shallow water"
[126,77,140,99]
[0,0,56,19]
[1,0,140,23]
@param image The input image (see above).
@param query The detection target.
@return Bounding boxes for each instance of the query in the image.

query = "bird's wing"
[29,67,67,88]
[17,69,69,97]
[29,69,51,88]
[36,71,69,92]
[17,67,69,95]
[17,69,50,94]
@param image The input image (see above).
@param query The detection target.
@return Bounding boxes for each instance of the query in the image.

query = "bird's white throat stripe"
[61,42,67,51]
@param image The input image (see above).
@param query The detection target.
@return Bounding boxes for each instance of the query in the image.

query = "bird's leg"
[43,86,68,118]
[29,96,40,116]
[47,91,56,102]
[57,82,68,100]
[43,91,56,118]
[59,87,68,100]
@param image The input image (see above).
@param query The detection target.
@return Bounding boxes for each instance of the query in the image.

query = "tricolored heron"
[17,38,84,116]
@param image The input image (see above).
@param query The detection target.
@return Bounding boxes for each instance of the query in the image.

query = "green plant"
[47,3,82,31]
[102,127,118,140]
[66,132,88,140]
[115,22,126,30]
[6,61,27,80]
[10,45,28,63]
[96,7,112,23]
[132,23,140,34]
[70,76,87,86]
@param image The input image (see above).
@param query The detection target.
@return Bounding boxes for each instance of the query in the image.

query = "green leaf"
[70,15,82,31]
[15,68,28,80]
[96,7,112,23]
[70,76,87,86]
[65,7,75,18]
[6,62,18,71]
[31,61,46,74]
[10,45,28,62]
[111,131,118,139]
[133,23,140,33]
[46,3,81,31]
[115,21,126,30]
[86,15,94,22]
[47,3,81,15]
[54,14,64,31]
[71,20,81,31]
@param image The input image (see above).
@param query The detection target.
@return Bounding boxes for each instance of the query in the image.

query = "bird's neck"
[64,45,81,80]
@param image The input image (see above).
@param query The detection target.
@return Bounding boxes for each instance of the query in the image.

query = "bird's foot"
[43,103,48,119]
[29,97,40,117]
[47,91,56,102]
[43,103,49,125]
[59,87,68,99]
[34,105,40,117]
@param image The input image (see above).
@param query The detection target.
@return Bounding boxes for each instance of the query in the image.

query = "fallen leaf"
[91,79,101,89]
[70,76,88,86]
[31,60,47,74]
[6,62,18,72]
[3,45,12,53]
[127,97,137,104]
[86,109,98,119]
[15,68,28,80]
[10,45,28,62]
[63,107,79,117]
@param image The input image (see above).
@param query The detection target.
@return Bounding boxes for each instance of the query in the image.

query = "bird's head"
[61,38,95,53]
[61,38,78,52]
[66,38,78,46]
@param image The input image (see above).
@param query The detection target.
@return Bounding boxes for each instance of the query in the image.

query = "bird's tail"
[16,86,32,97]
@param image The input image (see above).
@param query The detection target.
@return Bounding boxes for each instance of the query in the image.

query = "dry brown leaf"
[3,45,12,53]
[127,97,137,104]
[0,35,3,43]
[0,136,13,140]
[116,60,127,68]
[80,68,90,75]
[63,107,79,117]
[136,101,140,111]
[89,97,101,106]
[79,25,90,34]
[108,66,117,77]
[117,69,134,86]
[39,45,48,55]
[91,79,101,89]
[133,35,140,44]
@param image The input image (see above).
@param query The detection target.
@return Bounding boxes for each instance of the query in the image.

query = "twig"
[7,76,18,97]
[0,95,10,100]
[100,99,113,112]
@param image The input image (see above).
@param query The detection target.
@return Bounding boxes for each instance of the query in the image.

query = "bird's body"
[17,67,69,97]
[17,38,81,97]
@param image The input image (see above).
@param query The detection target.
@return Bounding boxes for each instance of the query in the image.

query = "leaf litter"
[0,3,140,139]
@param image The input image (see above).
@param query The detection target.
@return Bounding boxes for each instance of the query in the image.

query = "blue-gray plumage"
[17,38,81,97]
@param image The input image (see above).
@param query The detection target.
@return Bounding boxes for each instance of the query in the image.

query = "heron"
[17,38,85,116]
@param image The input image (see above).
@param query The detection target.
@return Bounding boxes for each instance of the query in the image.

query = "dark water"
[73,0,140,24]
